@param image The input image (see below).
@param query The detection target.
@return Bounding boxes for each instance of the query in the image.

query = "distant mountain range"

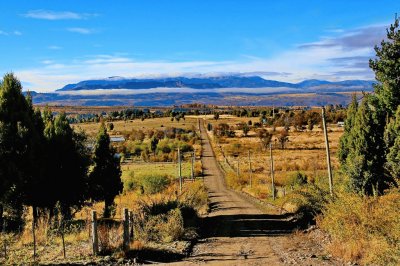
[27,75,375,106]
[58,76,374,92]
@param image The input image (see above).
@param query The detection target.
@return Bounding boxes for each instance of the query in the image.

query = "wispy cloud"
[15,22,388,92]
[0,30,22,36]
[298,25,386,50]
[48,45,62,50]
[23,10,96,20]
[67,27,96,34]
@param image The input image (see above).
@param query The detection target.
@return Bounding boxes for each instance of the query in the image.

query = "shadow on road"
[202,213,299,238]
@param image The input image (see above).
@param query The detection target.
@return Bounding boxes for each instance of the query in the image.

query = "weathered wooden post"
[237,160,240,177]
[191,151,195,179]
[322,107,333,196]
[32,218,36,259]
[270,143,276,200]
[61,220,66,259]
[123,208,130,252]
[248,150,252,188]
[91,210,98,255]
[178,147,182,193]
[129,210,134,239]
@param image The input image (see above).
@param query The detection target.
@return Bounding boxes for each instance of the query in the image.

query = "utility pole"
[322,107,333,196]
[237,159,240,177]
[270,143,276,200]
[178,147,182,194]
[191,151,195,179]
[248,150,252,188]
[272,105,275,119]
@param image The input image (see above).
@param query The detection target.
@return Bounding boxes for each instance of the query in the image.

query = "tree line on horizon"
[0,74,123,230]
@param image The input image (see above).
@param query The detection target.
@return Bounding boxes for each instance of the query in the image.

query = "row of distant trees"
[0,74,122,230]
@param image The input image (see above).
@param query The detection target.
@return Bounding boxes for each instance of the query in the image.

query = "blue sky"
[0,0,399,92]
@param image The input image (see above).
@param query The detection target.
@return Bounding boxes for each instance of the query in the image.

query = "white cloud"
[67,27,95,34]
[41,60,54,65]
[15,22,387,92]
[0,30,22,36]
[23,10,96,20]
[48,45,62,50]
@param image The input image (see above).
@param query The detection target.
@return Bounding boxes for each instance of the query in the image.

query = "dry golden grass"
[203,115,343,199]
[319,189,400,265]
[73,117,199,137]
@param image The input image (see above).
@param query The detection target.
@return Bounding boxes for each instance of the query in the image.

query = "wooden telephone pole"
[270,143,276,200]
[178,147,182,194]
[191,150,195,179]
[248,150,253,188]
[322,107,333,195]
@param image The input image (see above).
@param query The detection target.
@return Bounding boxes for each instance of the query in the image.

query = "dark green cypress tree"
[342,95,387,195]
[384,106,400,181]
[0,73,33,229]
[338,94,358,164]
[369,17,400,117]
[44,112,90,219]
[89,123,122,218]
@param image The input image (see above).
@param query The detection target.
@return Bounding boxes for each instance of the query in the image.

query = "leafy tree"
[213,112,219,120]
[278,130,289,149]
[242,124,250,137]
[89,123,123,218]
[108,122,114,131]
[150,137,159,155]
[256,128,272,150]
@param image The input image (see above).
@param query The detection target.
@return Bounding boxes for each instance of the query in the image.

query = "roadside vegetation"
[0,73,206,264]
[203,18,400,266]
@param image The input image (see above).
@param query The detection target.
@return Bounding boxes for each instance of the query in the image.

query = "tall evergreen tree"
[369,17,400,116]
[384,106,400,181]
[338,94,358,164]
[0,73,33,229]
[339,17,400,195]
[342,96,387,194]
[89,123,122,218]
[44,112,90,219]
[21,95,47,224]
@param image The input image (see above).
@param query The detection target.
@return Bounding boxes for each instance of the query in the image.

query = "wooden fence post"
[129,210,134,239]
[270,143,276,200]
[178,148,182,194]
[91,210,98,255]
[191,151,195,179]
[237,160,240,177]
[248,150,252,188]
[61,220,66,259]
[123,208,130,252]
[32,218,36,259]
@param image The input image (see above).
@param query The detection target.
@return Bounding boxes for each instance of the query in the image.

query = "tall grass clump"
[133,181,208,243]
[318,189,400,265]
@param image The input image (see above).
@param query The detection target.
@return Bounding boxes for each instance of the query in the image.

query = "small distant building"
[337,121,345,127]
[110,136,125,142]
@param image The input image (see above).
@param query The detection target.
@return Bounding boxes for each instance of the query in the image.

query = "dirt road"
[171,121,340,265]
